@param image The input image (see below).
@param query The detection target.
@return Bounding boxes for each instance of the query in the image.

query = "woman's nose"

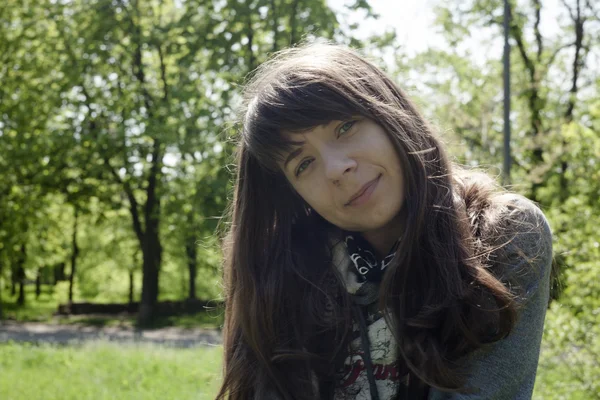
[323,150,357,184]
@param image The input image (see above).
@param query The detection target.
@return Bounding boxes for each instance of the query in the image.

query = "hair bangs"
[243,78,361,172]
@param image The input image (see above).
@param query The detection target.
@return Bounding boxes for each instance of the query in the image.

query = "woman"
[216,43,553,400]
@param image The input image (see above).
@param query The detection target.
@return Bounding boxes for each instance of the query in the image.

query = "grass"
[0,339,584,400]
[0,341,223,400]
[0,286,225,399]
[0,286,60,323]
[1,286,592,399]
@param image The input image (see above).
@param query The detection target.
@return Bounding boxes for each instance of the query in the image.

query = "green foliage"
[0,0,385,320]
[534,302,600,399]
[533,103,600,399]
[420,1,600,397]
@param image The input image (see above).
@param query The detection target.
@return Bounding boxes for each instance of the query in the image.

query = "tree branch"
[270,0,279,53]
[511,24,536,81]
[533,0,543,61]
[144,138,162,226]
[289,0,300,45]
[104,157,145,244]
[157,43,169,102]
[246,12,256,72]
[547,41,576,67]
[560,0,576,21]
[118,0,155,115]
[565,0,585,121]
[585,0,600,21]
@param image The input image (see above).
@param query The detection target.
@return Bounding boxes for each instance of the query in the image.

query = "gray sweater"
[331,195,553,400]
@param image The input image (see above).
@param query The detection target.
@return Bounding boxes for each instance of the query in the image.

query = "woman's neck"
[362,210,406,258]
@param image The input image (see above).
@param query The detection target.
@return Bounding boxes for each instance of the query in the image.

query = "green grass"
[0,340,587,400]
[1,286,60,323]
[0,341,223,400]
[0,285,225,399]
[2,286,592,399]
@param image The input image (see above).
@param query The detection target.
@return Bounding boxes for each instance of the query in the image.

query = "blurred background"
[0,0,598,399]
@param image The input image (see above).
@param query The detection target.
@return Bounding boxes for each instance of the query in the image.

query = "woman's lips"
[345,174,381,206]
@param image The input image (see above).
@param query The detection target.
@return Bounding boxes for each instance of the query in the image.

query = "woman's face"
[279,117,406,237]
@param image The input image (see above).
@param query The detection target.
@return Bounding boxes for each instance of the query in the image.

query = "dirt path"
[0,321,222,348]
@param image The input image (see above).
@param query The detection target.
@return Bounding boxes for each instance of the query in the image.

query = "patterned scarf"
[343,233,400,283]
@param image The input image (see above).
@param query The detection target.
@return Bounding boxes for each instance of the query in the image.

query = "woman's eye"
[338,120,355,136]
[295,159,312,176]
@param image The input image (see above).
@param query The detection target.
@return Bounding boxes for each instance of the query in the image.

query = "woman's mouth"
[345,174,381,207]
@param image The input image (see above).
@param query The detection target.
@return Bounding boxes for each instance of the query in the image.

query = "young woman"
[216,43,553,400]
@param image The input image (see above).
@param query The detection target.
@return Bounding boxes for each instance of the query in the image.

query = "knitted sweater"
[330,195,553,400]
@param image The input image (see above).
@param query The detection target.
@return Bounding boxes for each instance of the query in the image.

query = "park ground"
[0,285,224,400]
[0,287,592,400]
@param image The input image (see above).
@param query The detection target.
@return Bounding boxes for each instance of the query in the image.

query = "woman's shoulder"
[485,193,553,299]
[488,193,552,252]
[455,170,552,250]
[429,194,553,399]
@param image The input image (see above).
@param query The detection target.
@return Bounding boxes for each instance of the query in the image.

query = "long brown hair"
[216,43,519,399]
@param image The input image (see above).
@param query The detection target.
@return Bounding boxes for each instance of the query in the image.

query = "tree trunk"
[137,175,162,325]
[246,14,256,72]
[0,262,4,320]
[16,243,26,306]
[128,269,134,306]
[35,267,41,299]
[138,228,161,325]
[17,278,25,306]
[289,0,300,45]
[270,0,279,53]
[185,236,197,300]
[53,262,66,284]
[559,0,585,203]
[136,133,163,326]
[115,3,164,326]
[509,7,545,202]
[10,266,16,297]
[68,206,79,303]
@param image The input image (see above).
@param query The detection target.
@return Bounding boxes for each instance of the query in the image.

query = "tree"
[402,1,599,396]
[429,0,599,201]
[1,0,393,324]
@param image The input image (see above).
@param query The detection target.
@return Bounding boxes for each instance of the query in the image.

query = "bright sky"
[328,0,444,55]
[327,0,564,61]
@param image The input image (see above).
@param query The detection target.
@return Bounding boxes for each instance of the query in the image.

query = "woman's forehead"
[281,121,338,138]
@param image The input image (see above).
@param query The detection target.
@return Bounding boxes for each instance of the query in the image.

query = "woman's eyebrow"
[283,146,304,169]
[281,122,333,169]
